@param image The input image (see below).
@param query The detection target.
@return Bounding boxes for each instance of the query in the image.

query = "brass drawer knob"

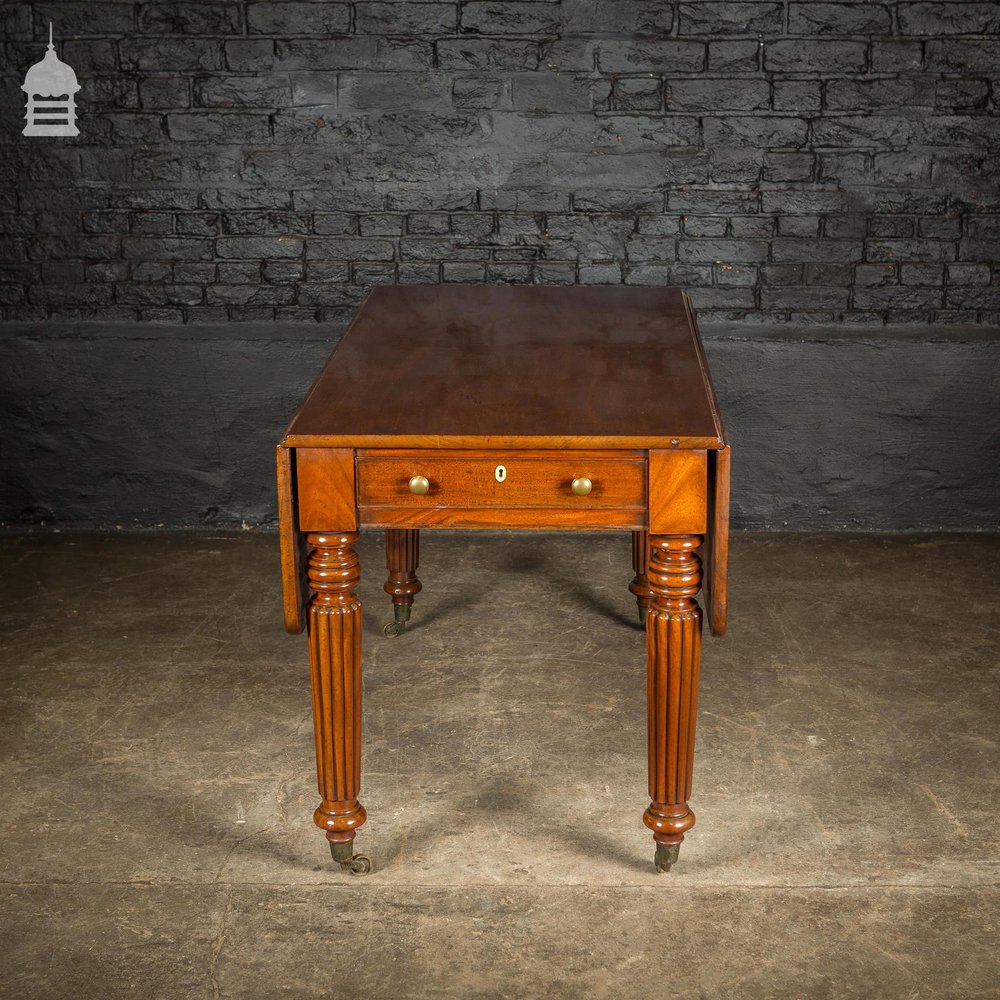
[571,476,593,497]
[408,475,430,495]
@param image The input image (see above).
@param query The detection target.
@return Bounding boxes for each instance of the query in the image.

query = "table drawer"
[357,450,646,509]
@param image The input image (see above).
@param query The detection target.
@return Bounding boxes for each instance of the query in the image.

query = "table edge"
[280,434,727,449]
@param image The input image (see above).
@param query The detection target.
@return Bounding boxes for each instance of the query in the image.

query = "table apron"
[357,506,647,530]
[292,446,709,536]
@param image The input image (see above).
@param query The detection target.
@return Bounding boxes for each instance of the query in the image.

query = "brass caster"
[383,604,411,639]
[654,843,681,874]
[330,840,372,876]
[343,854,372,876]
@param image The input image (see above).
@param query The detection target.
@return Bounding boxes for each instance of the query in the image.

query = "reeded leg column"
[643,534,703,874]
[629,529,654,624]
[382,528,421,637]
[306,531,370,875]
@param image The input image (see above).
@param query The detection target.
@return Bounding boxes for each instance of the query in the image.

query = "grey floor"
[0,531,997,999]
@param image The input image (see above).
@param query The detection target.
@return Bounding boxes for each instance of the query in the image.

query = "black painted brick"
[138,3,242,35]
[453,77,505,109]
[788,3,893,34]
[596,39,705,74]
[611,78,662,112]
[3,0,999,327]
[34,1,134,34]
[898,2,1000,35]
[194,75,290,108]
[871,41,924,72]
[564,0,673,34]
[437,38,539,70]
[358,2,455,34]
[248,3,351,35]
[667,78,769,111]
[678,2,783,35]
[765,40,868,74]
[462,2,561,35]
[708,39,760,73]
[119,38,223,72]
[925,39,1000,72]
[139,78,192,109]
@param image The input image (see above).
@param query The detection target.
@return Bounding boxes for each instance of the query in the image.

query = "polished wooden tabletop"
[283,285,725,449]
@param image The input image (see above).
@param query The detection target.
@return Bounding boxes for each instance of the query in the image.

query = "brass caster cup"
[654,842,681,874]
[329,840,373,876]
[383,605,411,638]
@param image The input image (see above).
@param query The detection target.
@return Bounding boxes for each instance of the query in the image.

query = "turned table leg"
[643,534,703,874]
[382,528,421,637]
[306,531,370,874]
[629,529,654,624]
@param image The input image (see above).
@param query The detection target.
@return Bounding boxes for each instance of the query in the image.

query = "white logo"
[22,23,80,137]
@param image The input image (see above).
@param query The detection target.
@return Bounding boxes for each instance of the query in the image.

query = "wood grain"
[297,447,357,532]
[276,444,306,635]
[307,531,367,845]
[285,433,723,450]
[707,444,731,638]
[358,506,646,530]
[629,529,654,618]
[357,451,645,508]
[384,528,421,610]
[279,286,731,868]
[648,449,708,535]
[282,285,725,448]
[643,534,703,854]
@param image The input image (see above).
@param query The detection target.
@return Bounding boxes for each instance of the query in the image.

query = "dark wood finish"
[307,531,367,847]
[643,534,703,863]
[629,530,654,618]
[277,285,731,873]
[384,528,421,611]
[282,286,725,450]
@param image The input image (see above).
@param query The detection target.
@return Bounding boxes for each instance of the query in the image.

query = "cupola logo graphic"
[22,23,80,137]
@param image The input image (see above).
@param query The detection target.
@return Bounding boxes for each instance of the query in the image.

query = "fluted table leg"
[306,531,370,874]
[383,528,421,637]
[643,533,703,873]
[629,529,654,623]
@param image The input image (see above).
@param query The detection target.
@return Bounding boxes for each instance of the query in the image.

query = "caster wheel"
[330,841,373,875]
[342,854,372,876]
[383,621,405,638]
[654,843,680,874]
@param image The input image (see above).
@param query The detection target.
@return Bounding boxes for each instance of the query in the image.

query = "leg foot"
[382,603,410,638]
[644,534,704,873]
[654,842,681,873]
[384,529,421,637]
[306,532,368,859]
[629,530,654,626]
[329,838,372,876]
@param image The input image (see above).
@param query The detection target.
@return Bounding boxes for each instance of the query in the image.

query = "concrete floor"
[0,531,997,998]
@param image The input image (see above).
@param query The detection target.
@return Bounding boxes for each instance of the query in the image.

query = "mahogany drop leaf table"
[276,285,730,876]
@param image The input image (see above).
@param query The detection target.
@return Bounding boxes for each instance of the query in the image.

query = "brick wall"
[1,1,999,326]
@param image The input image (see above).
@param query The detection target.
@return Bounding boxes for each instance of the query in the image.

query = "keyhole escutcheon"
[494,465,507,483]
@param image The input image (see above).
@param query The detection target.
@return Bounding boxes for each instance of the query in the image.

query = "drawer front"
[357,450,646,509]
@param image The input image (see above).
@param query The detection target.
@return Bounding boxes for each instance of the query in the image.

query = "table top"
[282,285,726,450]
